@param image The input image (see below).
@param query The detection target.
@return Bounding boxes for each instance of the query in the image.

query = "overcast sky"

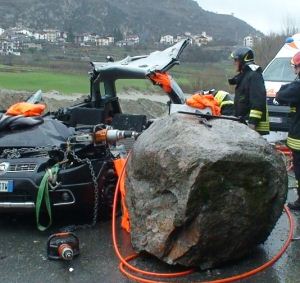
[196,0,300,34]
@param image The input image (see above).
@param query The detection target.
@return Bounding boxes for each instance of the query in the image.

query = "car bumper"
[0,157,101,211]
[268,104,290,132]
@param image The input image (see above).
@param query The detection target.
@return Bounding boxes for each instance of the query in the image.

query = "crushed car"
[0,39,190,230]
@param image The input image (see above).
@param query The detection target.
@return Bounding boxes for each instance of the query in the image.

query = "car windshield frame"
[263,57,297,82]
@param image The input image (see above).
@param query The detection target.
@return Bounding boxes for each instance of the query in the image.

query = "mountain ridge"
[0,0,260,42]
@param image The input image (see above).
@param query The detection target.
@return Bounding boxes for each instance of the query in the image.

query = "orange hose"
[275,145,294,172]
[112,153,295,283]
[112,153,194,279]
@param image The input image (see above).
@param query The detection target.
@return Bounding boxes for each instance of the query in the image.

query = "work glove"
[228,77,237,85]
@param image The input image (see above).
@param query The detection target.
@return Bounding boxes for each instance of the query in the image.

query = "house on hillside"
[0,39,21,55]
[243,35,262,47]
[82,33,94,44]
[43,29,60,42]
[160,35,174,45]
[0,28,4,36]
[174,35,187,43]
[33,31,47,41]
[192,32,213,46]
[116,35,139,47]
[96,37,109,46]
[32,29,54,42]
[174,32,194,44]
[95,36,114,46]
[125,35,139,45]
[107,36,114,45]
[15,28,34,37]
[243,35,254,47]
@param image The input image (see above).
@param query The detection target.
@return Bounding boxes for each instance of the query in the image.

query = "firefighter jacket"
[229,63,270,135]
[276,76,300,151]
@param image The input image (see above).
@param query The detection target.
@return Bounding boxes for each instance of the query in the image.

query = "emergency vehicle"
[263,33,300,141]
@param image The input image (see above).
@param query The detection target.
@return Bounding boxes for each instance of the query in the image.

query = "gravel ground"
[0,88,169,119]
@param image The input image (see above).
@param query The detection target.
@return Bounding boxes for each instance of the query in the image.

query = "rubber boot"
[288,187,300,210]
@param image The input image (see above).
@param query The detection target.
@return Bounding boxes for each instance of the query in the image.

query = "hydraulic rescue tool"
[47,232,80,260]
[70,127,140,145]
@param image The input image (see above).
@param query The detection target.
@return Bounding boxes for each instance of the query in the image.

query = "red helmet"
[291,51,300,66]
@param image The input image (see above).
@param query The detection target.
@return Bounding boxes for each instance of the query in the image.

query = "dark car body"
[0,39,190,226]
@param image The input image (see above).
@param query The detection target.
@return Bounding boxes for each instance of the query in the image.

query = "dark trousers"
[292,150,300,188]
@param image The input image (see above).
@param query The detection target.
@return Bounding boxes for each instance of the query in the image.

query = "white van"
[263,33,300,141]
[263,33,300,100]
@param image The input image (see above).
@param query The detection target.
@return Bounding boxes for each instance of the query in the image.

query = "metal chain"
[1,143,106,231]
[68,150,105,230]
[0,148,21,159]
[0,145,63,159]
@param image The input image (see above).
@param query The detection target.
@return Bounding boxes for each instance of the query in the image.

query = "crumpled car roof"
[90,39,190,81]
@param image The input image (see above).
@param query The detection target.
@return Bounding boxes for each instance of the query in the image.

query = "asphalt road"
[1,187,300,283]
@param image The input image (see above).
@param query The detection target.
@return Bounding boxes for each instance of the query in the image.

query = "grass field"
[171,61,234,93]
[0,65,89,94]
[0,61,234,95]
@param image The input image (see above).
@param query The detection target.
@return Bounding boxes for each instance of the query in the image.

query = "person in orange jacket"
[212,90,234,116]
[186,89,234,116]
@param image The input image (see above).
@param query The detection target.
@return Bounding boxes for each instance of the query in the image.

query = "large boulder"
[125,113,288,269]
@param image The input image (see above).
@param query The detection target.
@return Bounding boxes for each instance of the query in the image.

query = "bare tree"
[253,17,300,68]
[281,15,299,36]
[253,33,285,68]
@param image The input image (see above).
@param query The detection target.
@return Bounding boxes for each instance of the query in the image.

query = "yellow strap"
[290,107,296,113]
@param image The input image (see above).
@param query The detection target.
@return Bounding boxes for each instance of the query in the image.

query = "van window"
[263,58,296,82]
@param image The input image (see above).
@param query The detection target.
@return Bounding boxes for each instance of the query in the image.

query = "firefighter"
[228,47,270,135]
[276,51,300,210]
[213,90,234,116]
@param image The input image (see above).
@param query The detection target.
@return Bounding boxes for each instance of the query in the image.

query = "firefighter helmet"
[291,51,300,67]
[231,47,254,64]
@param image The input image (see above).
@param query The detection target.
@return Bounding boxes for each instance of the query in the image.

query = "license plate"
[269,117,282,123]
[0,180,14,192]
